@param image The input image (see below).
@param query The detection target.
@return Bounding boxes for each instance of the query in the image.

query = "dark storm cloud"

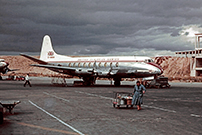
[1,0,202,55]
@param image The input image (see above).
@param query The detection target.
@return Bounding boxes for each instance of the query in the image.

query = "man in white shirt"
[24,74,31,87]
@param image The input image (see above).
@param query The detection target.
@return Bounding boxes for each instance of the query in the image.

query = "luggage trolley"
[112,92,133,108]
[0,100,21,114]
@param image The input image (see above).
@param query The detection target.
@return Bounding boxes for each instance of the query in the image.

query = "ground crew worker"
[24,74,32,87]
[132,81,146,110]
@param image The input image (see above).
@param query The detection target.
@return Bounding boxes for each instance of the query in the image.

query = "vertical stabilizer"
[39,35,70,61]
[40,35,56,61]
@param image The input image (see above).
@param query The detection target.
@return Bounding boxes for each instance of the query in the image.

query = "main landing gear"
[114,78,121,86]
[82,77,121,86]
[83,77,96,86]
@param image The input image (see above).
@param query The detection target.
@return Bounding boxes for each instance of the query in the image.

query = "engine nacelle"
[75,69,93,75]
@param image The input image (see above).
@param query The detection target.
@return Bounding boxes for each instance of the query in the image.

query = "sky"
[1,0,202,56]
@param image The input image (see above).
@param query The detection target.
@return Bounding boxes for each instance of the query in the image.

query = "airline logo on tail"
[48,51,55,59]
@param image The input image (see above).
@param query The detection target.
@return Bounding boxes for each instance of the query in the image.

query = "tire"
[83,77,96,86]
[0,112,3,124]
[156,85,160,89]
[114,80,120,86]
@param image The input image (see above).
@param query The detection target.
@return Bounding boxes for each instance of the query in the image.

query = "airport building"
[175,34,202,77]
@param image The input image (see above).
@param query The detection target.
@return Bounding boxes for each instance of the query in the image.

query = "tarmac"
[0,77,202,135]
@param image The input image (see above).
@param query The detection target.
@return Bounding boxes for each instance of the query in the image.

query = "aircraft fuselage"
[47,56,163,78]
[21,35,163,86]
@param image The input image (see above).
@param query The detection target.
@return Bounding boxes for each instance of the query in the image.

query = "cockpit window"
[145,59,154,63]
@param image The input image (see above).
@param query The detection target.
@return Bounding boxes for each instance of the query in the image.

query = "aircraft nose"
[1,62,8,66]
[156,66,163,74]
[148,62,163,74]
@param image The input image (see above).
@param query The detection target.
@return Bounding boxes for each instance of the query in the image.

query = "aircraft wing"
[20,53,48,65]
[31,64,76,71]
[31,64,114,76]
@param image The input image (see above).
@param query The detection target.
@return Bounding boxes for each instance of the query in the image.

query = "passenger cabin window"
[73,63,76,67]
[88,63,91,67]
[83,63,86,67]
[104,62,107,67]
[116,62,119,67]
[68,63,71,67]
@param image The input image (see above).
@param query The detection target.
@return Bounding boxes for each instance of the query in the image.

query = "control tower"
[192,34,202,76]
[175,33,202,77]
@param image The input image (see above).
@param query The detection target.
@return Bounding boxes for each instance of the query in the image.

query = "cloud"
[1,0,202,56]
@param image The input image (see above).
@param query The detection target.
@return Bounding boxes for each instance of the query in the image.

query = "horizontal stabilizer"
[20,53,48,65]
[8,68,20,72]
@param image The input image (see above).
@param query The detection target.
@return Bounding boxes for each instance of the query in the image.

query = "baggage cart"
[0,100,21,114]
[112,92,133,108]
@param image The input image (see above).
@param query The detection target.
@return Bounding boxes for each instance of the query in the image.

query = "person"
[24,74,32,87]
[132,81,146,110]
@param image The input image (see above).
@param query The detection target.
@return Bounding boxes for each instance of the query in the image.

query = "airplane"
[20,35,163,86]
[0,59,14,80]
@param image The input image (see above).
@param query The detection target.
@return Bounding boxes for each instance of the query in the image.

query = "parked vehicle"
[145,77,170,88]
[16,76,25,81]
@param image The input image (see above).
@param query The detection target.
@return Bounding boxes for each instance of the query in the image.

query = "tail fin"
[40,35,56,61]
[40,35,70,61]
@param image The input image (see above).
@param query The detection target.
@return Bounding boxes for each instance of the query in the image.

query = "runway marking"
[190,114,202,118]
[142,105,176,113]
[18,122,79,135]
[29,100,85,135]
[43,92,70,102]
[75,91,113,100]
[75,91,176,113]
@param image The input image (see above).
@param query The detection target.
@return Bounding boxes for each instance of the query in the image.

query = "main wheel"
[0,112,3,124]
[155,85,160,89]
[114,78,121,86]
[83,77,96,86]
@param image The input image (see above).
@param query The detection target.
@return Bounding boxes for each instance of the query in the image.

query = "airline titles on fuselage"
[77,58,120,62]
